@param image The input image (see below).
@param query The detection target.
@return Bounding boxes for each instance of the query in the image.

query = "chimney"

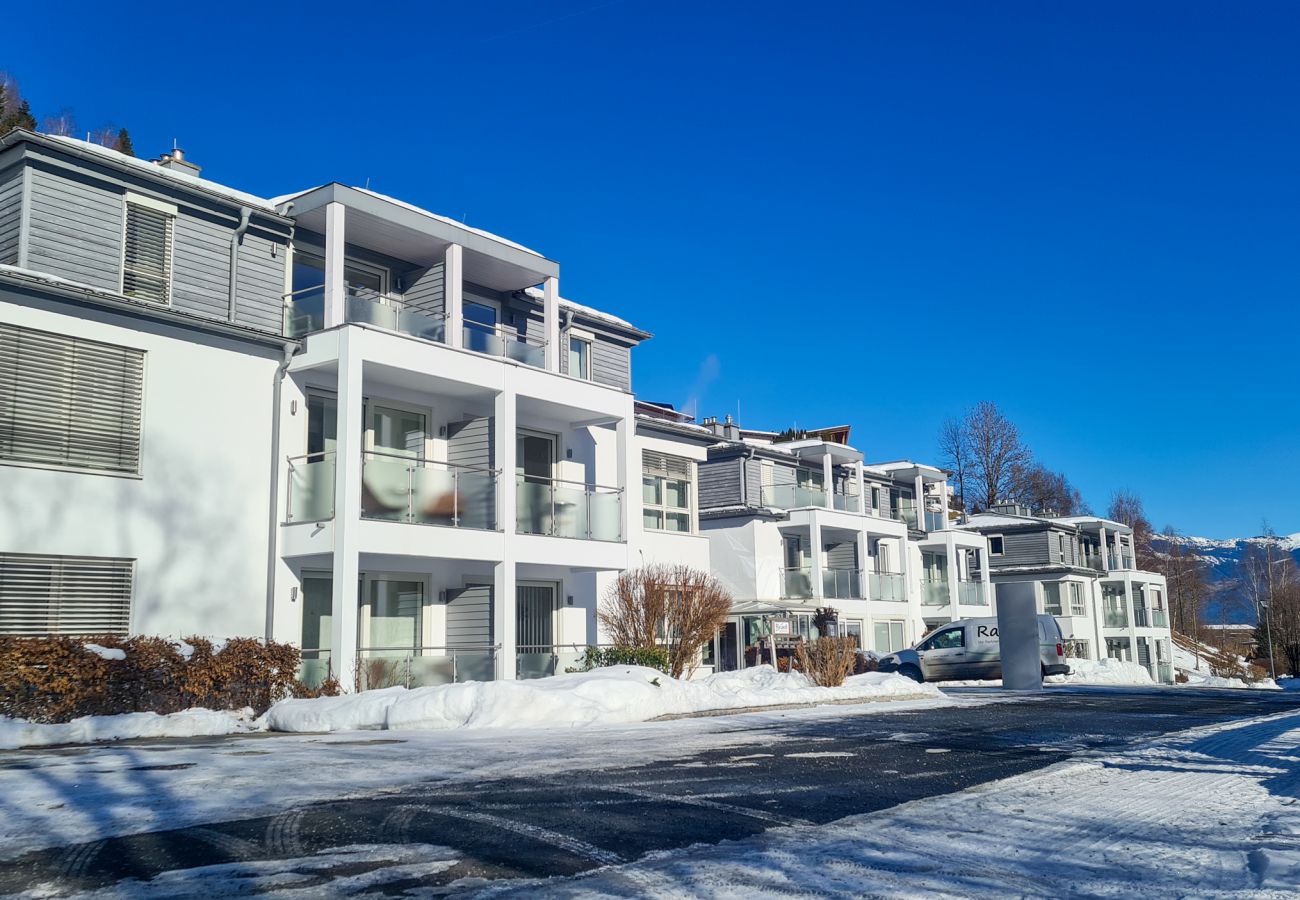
[722,413,740,441]
[155,146,201,179]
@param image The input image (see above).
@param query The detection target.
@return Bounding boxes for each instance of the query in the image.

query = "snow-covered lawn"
[940,656,1281,690]
[0,708,258,751]
[507,708,1300,897]
[266,666,939,733]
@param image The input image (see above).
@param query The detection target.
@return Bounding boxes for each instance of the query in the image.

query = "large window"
[0,553,133,636]
[1042,582,1064,616]
[1068,581,1086,616]
[567,333,592,380]
[0,322,145,474]
[874,620,906,653]
[122,197,175,305]
[642,450,692,533]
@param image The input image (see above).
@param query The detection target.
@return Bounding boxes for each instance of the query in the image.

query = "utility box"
[995,582,1042,691]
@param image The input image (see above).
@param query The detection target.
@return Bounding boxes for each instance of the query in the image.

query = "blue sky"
[6,1,1298,538]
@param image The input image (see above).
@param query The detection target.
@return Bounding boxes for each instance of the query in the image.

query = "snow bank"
[1182,671,1280,690]
[0,708,255,750]
[265,666,938,734]
[1048,657,1155,685]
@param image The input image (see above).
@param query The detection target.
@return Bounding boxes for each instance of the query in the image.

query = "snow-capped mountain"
[1151,532,1300,623]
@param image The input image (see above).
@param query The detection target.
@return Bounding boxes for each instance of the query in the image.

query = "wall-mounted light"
[566,594,574,606]
[439,425,447,437]
[290,399,298,415]
[566,448,573,459]
[289,586,298,603]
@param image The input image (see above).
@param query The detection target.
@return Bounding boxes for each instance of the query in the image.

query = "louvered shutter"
[0,554,133,636]
[122,202,174,305]
[642,450,692,481]
[0,322,145,473]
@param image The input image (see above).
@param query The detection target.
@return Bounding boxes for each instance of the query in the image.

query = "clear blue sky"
[6,2,1298,539]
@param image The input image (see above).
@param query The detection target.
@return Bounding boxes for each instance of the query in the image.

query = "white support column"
[981,545,993,610]
[946,532,959,614]
[809,518,824,600]
[1099,526,1109,571]
[822,454,834,510]
[543,276,560,372]
[615,415,630,543]
[1091,580,1106,661]
[914,475,925,529]
[855,461,866,515]
[1124,577,1138,662]
[323,202,347,328]
[493,558,516,681]
[329,329,363,687]
[938,479,950,528]
[445,242,464,349]
[856,528,870,600]
[495,383,517,537]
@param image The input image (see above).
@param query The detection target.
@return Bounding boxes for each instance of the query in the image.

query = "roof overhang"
[780,439,863,465]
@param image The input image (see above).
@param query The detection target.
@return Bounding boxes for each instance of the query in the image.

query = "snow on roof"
[961,513,1055,529]
[352,187,544,258]
[40,134,281,212]
[522,286,642,333]
[1053,515,1131,531]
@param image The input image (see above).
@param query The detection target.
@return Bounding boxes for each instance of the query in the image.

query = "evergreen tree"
[4,100,36,132]
[112,127,134,157]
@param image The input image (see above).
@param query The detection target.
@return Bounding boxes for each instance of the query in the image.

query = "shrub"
[0,635,307,724]
[566,645,670,673]
[796,636,859,687]
[598,564,732,679]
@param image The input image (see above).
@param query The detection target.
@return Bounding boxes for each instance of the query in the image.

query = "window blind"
[0,553,133,636]
[642,450,691,480]
[122,202,173,305]
[0,322,145,473]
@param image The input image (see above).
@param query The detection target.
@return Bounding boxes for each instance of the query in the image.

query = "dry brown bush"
[599,564,732,679]
[0,635,307,723]
[796,636,859,687]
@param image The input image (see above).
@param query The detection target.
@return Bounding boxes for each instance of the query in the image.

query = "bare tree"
[1107,489,1156,570]
[598,564,732,679]
[1016,463,1088,516]
[937,416,971,514]
[965,401,1031,513]
[41,108,78,137]
[1154,527,1209,638]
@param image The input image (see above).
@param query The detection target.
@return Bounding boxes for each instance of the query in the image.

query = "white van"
[877,615,1069,683]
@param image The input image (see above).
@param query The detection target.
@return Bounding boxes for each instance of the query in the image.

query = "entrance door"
[299,574,333,687]
[718,620,740,672]
[517,583,558,678]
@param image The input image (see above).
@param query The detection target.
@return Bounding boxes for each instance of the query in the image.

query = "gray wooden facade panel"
[26,166,122,292]
[699,457,743,509]
[236,231,288,333]
[172,212,231,320]
[402,262,445,318]
[995,529,1053,567]
[0,164,21,265]
[445,584,493,646]
[448,416,495,469]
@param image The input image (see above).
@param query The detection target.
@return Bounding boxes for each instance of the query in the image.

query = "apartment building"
[959,506,1175,683]
[690,419,992,670]
[0,130,654,688]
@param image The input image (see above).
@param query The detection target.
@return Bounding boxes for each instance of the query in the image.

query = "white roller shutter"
[0,553,134,636]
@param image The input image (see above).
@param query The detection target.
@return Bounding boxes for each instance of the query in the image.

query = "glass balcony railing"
[1157,663,1174,684]
[832,492,861,512]
[283,286,447,343]
[297,649,332,688]
[464,321,545,368]
[761,483,827,509]
[869,571,906,602]
[822,568,862,599]
[898,502,919,529]
[1152,608,1168,628]
[517,644,590,680]
[516,475,623,541]
[362,451,498,530]
[357,645,497,690]
[922,579,950,606]
[1104,609,1129,628]
[286,451,336,522]
[956,580,987,606]
[1108,552,1136,570]
[1133,606,1151,627]
[781,566,813,599]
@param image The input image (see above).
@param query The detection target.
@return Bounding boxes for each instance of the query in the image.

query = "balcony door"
[516,430,556,534]
[362,403,428,520]
[463,299,500,354]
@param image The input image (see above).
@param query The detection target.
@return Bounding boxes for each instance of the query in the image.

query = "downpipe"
[227,207,253,323]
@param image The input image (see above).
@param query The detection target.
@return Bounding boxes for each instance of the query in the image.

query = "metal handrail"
[516,472,624,492]
[363,447,500,476]
[465,319,548,347]
[285,451,337,522]
[357,644,501,689]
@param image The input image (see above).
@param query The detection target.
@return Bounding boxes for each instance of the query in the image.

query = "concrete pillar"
[445,242,463,349]
[938,480,950,529]
[329,329,363,687]
[855,461,866,515]
[1099,526,1109,571]
[323,202,347,328]
[543,276,560,372]
[1091,579,1105,660]
[1124,577,1138,662]
[495,383,516,537]
[946,532,959,613]
[615,415,630,543]
[809,518,824,600]
[981,546,993,610]
[913,475,925,528]
[493,558,516,680]
[822,454,833,510]
[856,528,870,599]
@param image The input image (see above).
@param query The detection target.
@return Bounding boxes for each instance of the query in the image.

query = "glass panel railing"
[358,646,497,690]
[761,483,827,509]
[516,644,589,680]
[924,510,947,531]
[464,323,545,368]
[283,286,325,338]
[1104,609,1129,627]
[286,452,336,522]
[869,572,906,602]
[516,476,623,541]
[782,566,813,599]
[1108,552,1135,570]
[832,492,860,512]
[922,580,950,606]
[897,503,919,529]
[822,568,862,599]
[1152,609,1168,628]
[1157,663,1174,684]
[361,451,499,530]
[957,580,987,605]
[297,649,331,688]
[282,288,448,344]
[1133,606,1150,627]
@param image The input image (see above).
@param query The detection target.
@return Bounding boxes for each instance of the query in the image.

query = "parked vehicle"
[877,615,1069,683]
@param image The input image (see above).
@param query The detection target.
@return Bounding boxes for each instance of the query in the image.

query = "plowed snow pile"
[264,666,938,733]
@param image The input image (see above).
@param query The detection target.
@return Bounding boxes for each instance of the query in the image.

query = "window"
[0,553,133,636]
[921,627,964,651]
[0,322,145,474]
[873,620,906,653]
[839,619,863,648]
[1042,582,1063,616]
[1057,533,1068,562]
[870,486,880,512]
[1068,582,1086,616]
[121,196,175,305]
[988,535,1005,556]
[567,333,592,380]
[642,450,692,532]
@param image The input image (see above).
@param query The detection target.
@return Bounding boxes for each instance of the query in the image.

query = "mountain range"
[1151,532,1300,625]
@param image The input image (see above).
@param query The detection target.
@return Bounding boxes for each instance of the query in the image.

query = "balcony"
[822,568,862,600]
[898,502,919,529]
[517,475,623,541]
[922,579,950,606]
[762,483,826,509]
[362,452,498,530]
[284,287,446,344]
[869,571,906,602]
[1107,551,1136,570]
[956,580,987,606]
[464,320,546,369]
[924,509,947,531]
[1152,608,1168,628]
[1133,605,1150,627]
[286,452,336,522]
[1105,609,1129,628]
[832,492,861,513]
[781,566,813,599]
[356,645,497,690]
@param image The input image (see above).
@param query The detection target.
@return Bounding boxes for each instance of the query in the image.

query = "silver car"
[878,615,1069,683]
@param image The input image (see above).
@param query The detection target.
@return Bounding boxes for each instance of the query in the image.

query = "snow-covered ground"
[265,666,938,733]
[939,657,1156,688]
[501,708,1300,897]
[1173,633,1279,689]
[0,708,257,751]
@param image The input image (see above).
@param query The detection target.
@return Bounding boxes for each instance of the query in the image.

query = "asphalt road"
[3,686,1297,897]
